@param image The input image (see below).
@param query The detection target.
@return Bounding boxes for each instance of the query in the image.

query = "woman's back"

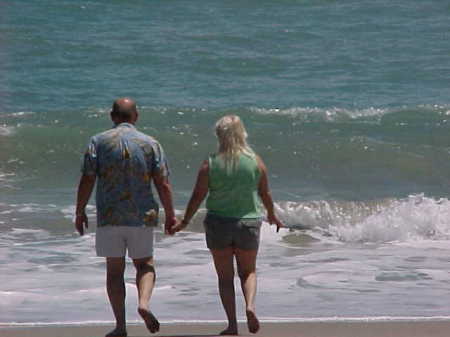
[206,152,262,219]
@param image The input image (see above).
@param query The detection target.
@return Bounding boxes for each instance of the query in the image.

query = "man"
[75,98,176,337]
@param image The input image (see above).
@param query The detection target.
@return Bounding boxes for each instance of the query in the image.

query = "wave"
[2,103,450,203]
[3,194,449,245]
[250,104,450,124]
[250,106,388,122]
[275,194,450,244]
[2,103,450,124]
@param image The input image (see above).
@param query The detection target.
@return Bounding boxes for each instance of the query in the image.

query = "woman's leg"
[235,248,260,334]
[210,247,238,335]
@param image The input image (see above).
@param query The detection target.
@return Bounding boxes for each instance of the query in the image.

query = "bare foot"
[219,326,238,335]
[105,327,127,337]
[246,309,260,334]
[138,307,160,334]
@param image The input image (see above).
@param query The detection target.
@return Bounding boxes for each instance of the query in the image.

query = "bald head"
[111,98,138,124]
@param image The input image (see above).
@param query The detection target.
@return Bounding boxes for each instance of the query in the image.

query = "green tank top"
[206,153,262,219]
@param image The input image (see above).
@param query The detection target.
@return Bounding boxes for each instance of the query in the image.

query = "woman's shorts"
[204,213,262,251]
[96,225,154,259]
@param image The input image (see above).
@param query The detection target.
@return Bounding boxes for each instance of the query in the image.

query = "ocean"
[1,0,450,326]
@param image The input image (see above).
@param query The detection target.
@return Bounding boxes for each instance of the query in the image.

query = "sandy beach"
[2,320,450,337]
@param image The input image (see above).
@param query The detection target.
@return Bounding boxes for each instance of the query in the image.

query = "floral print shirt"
[82,123,169,227]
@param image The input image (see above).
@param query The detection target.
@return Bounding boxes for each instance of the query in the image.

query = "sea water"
[1,0,450,325]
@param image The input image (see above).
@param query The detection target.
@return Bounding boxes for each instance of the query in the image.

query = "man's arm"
[153,172,177,235]
[75,174,96,236]
[173,160,209,232]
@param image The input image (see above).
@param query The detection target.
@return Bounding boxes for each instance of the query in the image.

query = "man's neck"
[114,121,135,126]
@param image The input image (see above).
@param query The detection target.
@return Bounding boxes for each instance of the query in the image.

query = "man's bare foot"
[138,307,160,334]
[105,327,127,337]
[246,309,260,334]
[219,326,238,335]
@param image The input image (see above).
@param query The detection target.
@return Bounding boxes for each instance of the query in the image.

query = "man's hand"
[75,212,89,236]
[164,215,177,235]
[75,174,95,236]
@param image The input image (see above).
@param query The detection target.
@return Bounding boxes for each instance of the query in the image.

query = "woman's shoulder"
[199,158,209,172]
[241,151,260,163]
[251,154,266,173]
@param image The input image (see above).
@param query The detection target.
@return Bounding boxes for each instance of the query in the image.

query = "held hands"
[164,215,178,235]
[171,218,189,233]
[75,211,88,236]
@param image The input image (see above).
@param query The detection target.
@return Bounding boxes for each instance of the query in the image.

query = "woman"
[174,115,284,335]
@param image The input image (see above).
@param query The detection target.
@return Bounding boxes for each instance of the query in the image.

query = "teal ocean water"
[1,0,450,325]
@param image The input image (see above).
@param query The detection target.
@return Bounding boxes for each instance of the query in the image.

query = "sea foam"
[275,195,450,243]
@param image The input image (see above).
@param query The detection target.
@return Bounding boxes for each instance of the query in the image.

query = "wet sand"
[2,320,450,337]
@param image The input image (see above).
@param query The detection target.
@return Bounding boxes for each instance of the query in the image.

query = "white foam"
[155,285,175,291]
[250,106,387,122]
[0,172,16,189]
[61,204,96,217]
[0,125,15,136]
[17,206,39,213]
[329,195,450,243]
[10,227,47,234]
[6,111,34,117]
[0,172,15,180]
[274,195,450,244]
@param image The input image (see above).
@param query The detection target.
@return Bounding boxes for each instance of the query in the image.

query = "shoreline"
[3,315,450,326]
[2,319,450,337]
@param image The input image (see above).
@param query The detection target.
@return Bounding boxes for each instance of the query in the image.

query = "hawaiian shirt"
[81,123,169,227]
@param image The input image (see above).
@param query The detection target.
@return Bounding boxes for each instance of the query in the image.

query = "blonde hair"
[215,115,254,173]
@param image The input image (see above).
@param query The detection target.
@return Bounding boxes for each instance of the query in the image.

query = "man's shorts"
[96,226,154,259]
[203,213,262,251]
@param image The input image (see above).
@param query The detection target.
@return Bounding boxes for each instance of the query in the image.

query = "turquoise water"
[1,0,450,325]
[1,0,450,202]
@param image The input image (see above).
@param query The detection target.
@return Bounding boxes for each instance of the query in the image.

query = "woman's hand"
[267,213,284,233]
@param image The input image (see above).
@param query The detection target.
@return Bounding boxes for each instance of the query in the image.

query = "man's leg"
[210,247,238,336]
[133,257,159,333]
[235,248,260,334]
[106,257,127,337]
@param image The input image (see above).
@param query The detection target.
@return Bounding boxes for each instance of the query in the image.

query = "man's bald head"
[110,98,138,124]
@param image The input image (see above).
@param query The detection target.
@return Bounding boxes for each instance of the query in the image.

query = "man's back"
[83,122,168,227]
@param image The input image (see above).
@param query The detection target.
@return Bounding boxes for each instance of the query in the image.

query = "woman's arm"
[174,160,209,232]
[256,156,284,232]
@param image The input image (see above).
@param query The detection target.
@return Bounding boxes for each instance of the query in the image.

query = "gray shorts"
[203,213,262,251]
[96,226,154,259]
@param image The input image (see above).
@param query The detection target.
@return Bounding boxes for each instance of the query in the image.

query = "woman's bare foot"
[138,307,160,333]
[219,326,238,335]
[105,327,127,337]
[246,309,260,334]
